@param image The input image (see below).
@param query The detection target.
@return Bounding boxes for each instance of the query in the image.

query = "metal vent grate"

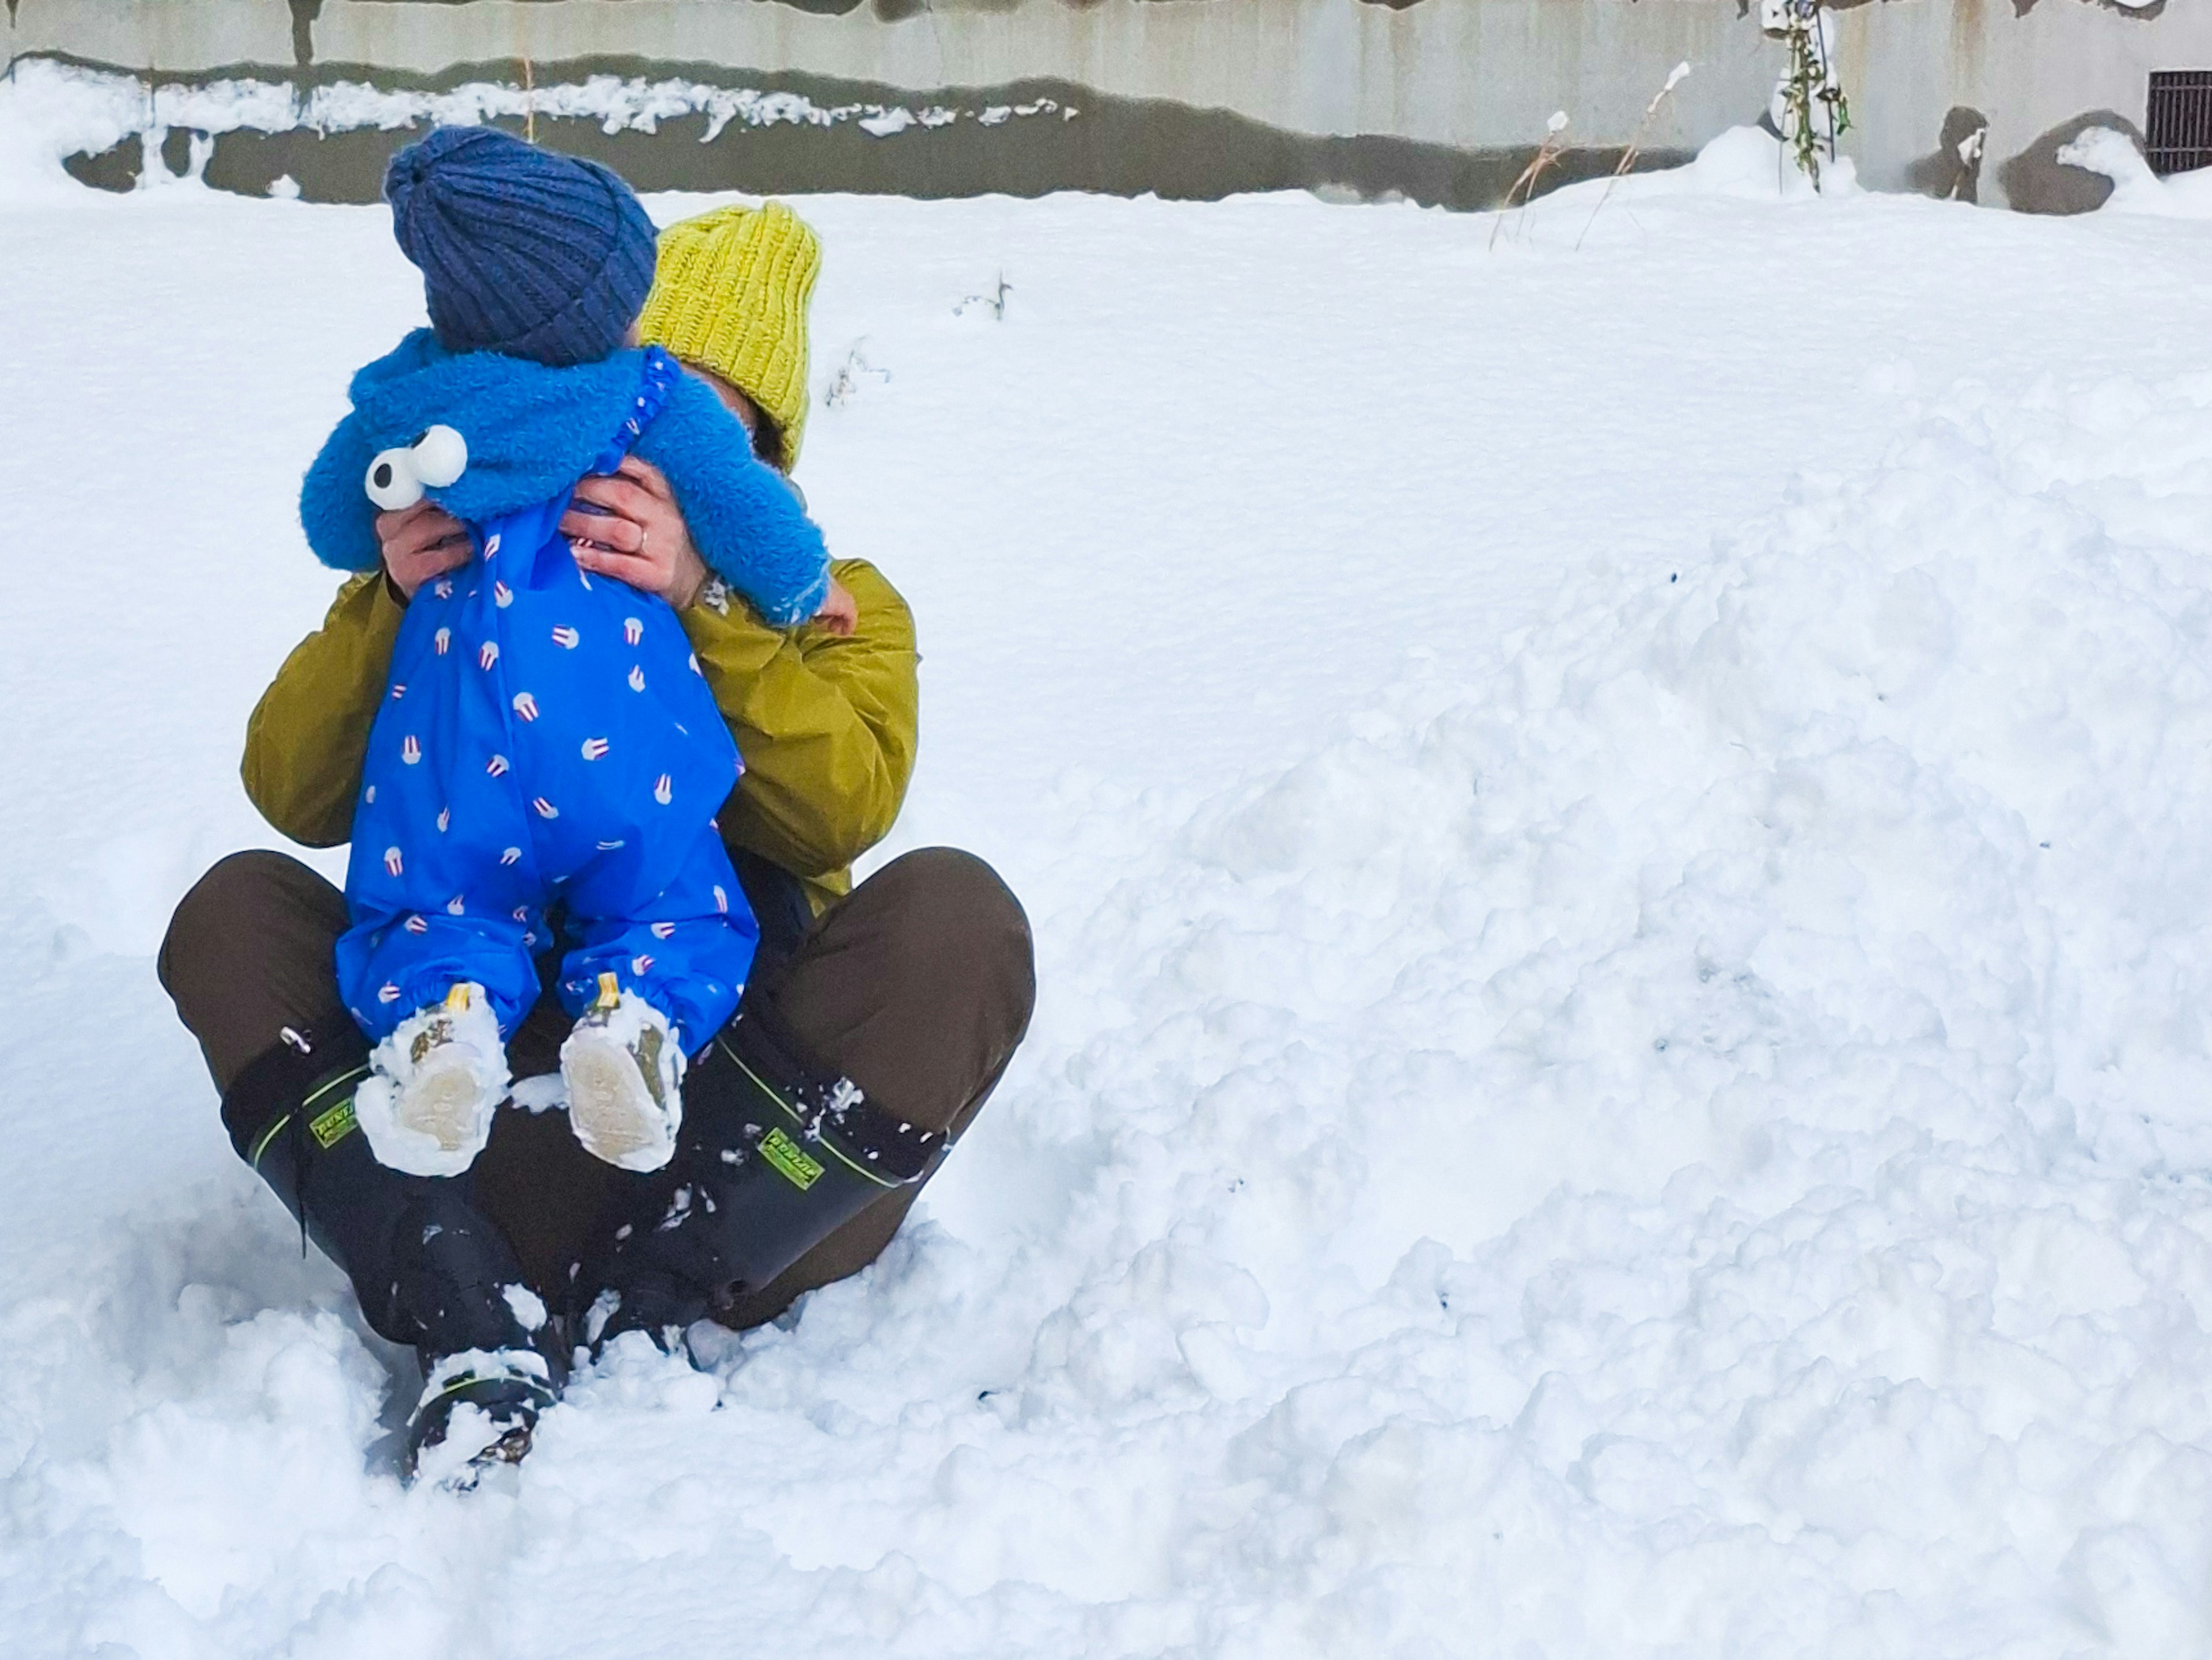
[2147,70,2212,176]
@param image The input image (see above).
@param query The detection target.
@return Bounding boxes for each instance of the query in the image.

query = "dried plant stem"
[1577,62,1694,251]
[1489,116,1571,251]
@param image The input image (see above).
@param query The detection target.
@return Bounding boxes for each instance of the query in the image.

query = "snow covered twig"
[1490,111,1571,251]
[955,272,1013,319]
[823,341,891,408]
[1576,62,1691,251]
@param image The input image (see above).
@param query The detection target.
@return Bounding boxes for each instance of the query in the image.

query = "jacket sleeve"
[299,412,385,574]
[632,370,831,628]
[241,573,406,847]
[683,557,918,891]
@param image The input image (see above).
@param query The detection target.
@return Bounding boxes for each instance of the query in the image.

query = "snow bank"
[10,359,2212,1651]
[1487,124,1861,251]
[1533,123,1861,223]
[2056,126,2212,219]
[946,369,2212,1653]
[0,56,145,200]
[7,134,2212,1653]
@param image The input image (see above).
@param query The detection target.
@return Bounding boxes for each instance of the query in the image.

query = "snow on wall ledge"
[7,56,1687,211]
[10,0,2212,207]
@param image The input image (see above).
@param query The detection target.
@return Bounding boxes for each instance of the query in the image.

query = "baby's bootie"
[560,974,685,1172]
[355,983,510,1177]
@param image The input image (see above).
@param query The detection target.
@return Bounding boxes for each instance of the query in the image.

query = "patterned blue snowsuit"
[300,332,830,1053]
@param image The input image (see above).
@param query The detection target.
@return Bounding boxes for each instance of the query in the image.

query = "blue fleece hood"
[302,329,658,562]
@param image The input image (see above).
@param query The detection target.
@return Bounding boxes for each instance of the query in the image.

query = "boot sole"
[397,1052,498,1155]
[563,1031,676,1172]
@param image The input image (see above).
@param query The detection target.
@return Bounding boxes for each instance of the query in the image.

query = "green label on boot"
[760,1127,824,1191]
[309,1098,359,1150]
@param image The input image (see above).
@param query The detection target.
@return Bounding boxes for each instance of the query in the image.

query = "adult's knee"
[160,850,316,996]
[854,848,1035,1042]
[771,847,1035,1128]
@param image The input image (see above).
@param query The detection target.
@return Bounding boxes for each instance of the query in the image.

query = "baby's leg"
[554,835,760,1170]
[555,835,759,1052]
[338,906,548,1043]
[336,907,544,1175]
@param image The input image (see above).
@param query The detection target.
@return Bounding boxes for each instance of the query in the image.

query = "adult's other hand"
[376,501,472,600]
[563,456,710,611]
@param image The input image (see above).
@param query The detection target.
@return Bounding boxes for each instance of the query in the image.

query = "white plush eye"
[365,446,423,510]
[411,424,468,488]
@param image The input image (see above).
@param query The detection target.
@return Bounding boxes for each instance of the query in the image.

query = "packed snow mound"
[977,370,2212,1652]
[0,56,145,201]
[8,363,2212,1654]
[2057,126,2212,218]
[1531,123,1860,223]
[1679,121,1861,199]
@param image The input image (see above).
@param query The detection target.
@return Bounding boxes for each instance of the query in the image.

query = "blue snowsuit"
[300,331,831,1053]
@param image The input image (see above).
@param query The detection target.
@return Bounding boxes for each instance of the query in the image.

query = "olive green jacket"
[242,559,918,914]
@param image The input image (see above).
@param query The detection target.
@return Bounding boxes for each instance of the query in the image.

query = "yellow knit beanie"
[637,200,821,470]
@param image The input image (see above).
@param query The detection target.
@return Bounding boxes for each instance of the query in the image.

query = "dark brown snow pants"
[158,846,1034,1328]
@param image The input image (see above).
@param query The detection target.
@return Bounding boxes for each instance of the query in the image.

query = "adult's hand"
[563,456,711,611]
[376,501,472,600]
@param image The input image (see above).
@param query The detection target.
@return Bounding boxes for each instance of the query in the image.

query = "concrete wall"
[10,0,2210,209]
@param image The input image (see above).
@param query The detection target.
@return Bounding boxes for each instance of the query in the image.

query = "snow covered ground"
[5,105,2212,1654]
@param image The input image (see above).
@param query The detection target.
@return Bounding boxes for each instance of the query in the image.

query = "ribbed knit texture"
[636,201,821,468]
[384,126,657,368]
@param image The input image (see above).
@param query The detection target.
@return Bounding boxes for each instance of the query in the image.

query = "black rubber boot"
[404,1356,560,1487]
[582,1005,937,1354]
[222,1015,565,1478]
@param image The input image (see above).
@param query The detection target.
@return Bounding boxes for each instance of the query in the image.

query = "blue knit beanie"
[384,126,657,367]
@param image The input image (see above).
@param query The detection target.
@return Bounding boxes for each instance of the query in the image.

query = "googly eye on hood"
[365,425,469,511]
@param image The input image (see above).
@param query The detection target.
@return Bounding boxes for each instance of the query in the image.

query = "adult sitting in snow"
[158,195,1035,1473]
